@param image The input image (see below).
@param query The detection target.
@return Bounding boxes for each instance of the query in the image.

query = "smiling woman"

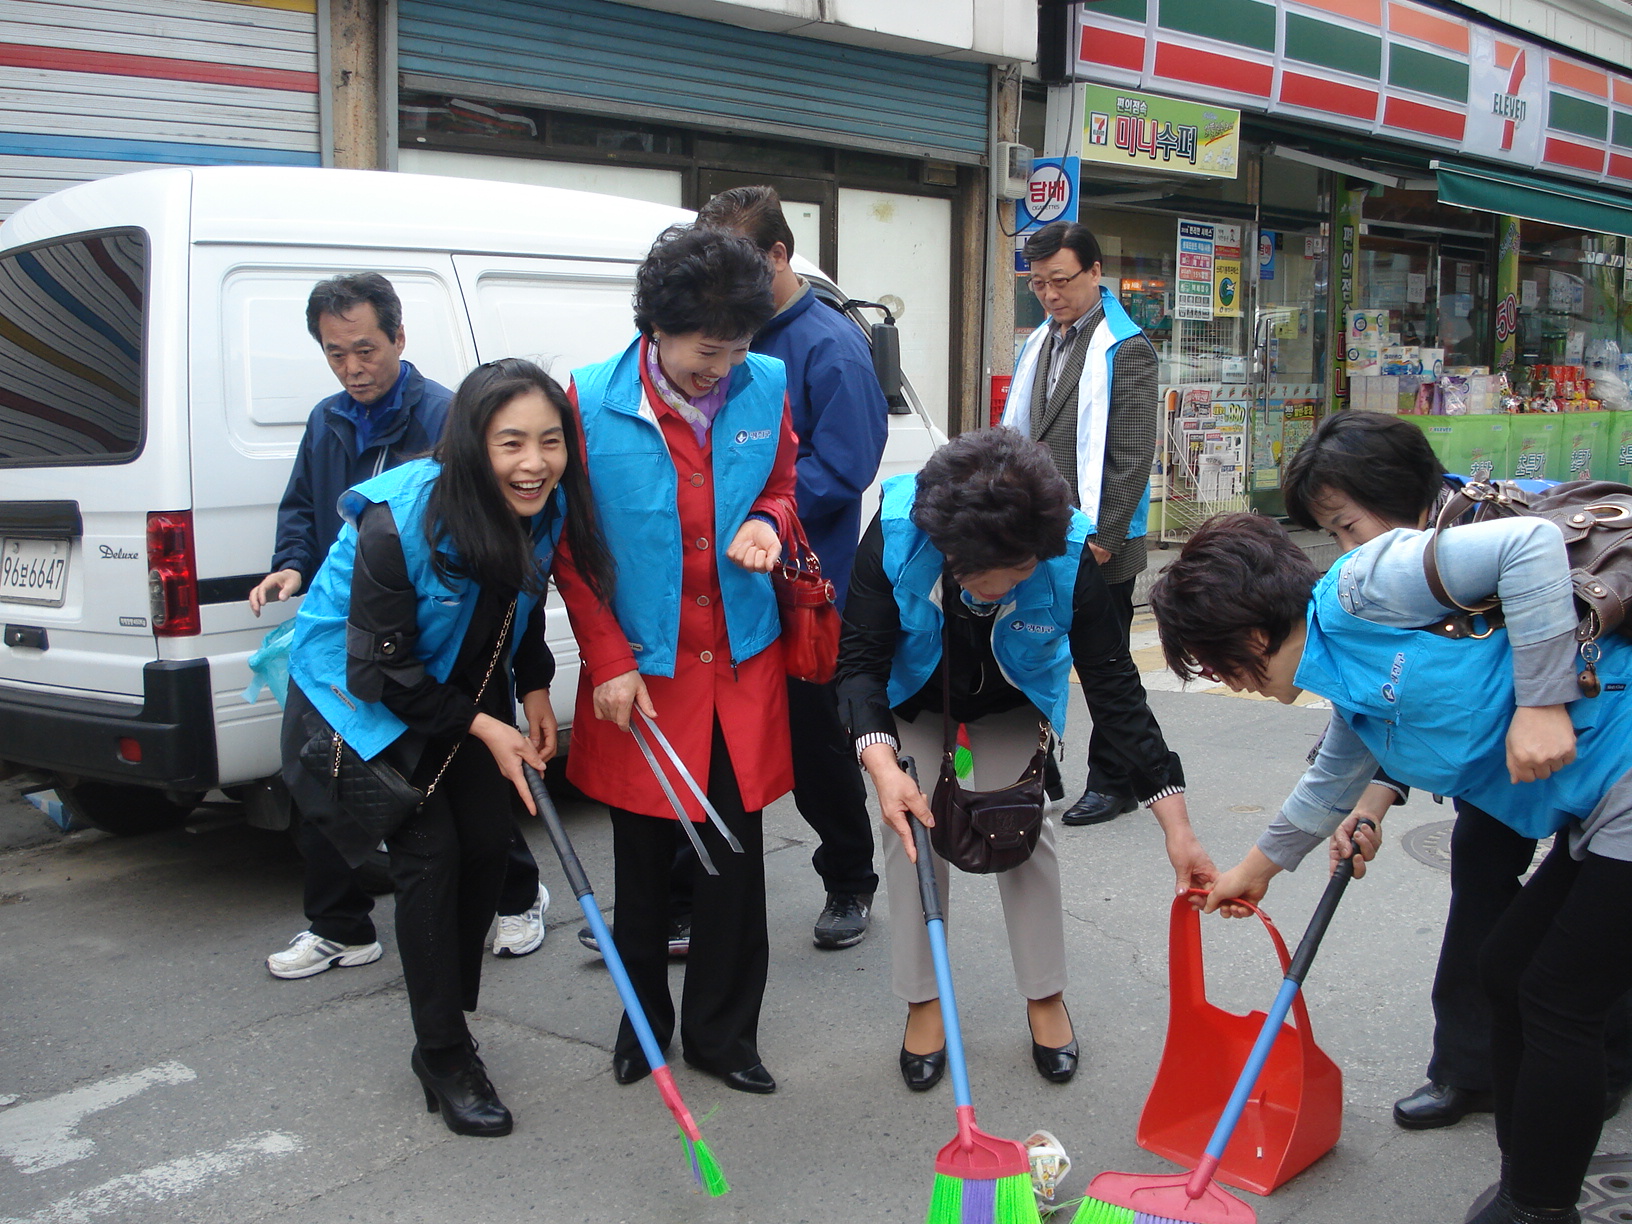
[280,358,612,1139]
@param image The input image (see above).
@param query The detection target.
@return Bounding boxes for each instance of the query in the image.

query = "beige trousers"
[885,705,1067,1004]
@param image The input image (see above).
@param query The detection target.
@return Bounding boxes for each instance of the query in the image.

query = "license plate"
[0,537,70,607]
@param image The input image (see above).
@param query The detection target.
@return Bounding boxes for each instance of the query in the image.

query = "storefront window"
[1516,225,1627,369]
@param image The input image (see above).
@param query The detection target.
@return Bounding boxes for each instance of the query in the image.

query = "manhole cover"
[1399,819,1551,876]
[1400,820,1455,873]
[1468,1154,1632,1222]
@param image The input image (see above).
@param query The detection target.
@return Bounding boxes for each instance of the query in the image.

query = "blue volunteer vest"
[878,474,1087,733]
[572,337,784,676]
[289,458,562,760]
[1297,564,1632,838]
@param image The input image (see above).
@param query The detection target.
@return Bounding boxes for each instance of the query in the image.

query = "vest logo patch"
[1380,683,1397,703]
[1607,683,1626,692]
[1009,618,1054,634]
[735,429,773,444]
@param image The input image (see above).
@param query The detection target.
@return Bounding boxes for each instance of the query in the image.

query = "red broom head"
[934,1106,1030,1181]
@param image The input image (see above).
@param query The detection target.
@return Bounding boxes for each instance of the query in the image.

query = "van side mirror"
[842,299,909,415]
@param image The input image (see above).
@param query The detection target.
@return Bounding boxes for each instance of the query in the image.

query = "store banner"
[1176,219,1217,320]
[1082,86,1240,179]
[1213,224,1243,318]
[1074,0,1632,190]
[1332,189,1365,410]
[1495,215,1521,373]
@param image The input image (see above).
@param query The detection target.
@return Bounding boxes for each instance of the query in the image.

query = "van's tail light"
[146,511,200,636]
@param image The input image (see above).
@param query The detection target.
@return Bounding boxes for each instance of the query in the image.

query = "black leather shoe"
[683,1056,777,1094]
[1028,1006,1079,1084]
[899,1044,947,1092]
[1061,790,1137,826]
[411,1043,513,1137]
[612,1050,651,1086]
[1392,1080,1494,1129]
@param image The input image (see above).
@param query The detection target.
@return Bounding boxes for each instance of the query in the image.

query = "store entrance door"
[1249,223,1326,515]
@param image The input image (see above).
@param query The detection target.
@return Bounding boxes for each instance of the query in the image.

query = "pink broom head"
[1071,1160,1256,1224]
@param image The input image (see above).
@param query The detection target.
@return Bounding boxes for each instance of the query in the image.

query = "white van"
[0,166,942,835]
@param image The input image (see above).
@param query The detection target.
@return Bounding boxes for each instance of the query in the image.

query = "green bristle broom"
[522,765,729,1196]
[901,757,1041,1224]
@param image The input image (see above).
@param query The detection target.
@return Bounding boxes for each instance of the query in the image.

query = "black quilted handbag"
[297,599,515,841]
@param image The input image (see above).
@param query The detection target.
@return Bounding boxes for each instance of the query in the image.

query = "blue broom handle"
[523,765,669,1074]
[912,808,973,1111]
[1202,837,1366,1163]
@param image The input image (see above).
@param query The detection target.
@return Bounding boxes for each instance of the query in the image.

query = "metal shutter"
[397,0,990,164]
[0,0,320,219]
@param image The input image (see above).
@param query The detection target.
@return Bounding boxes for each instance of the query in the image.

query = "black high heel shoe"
[1028,1004,1079,1084]
[412,1042,513,1136]
[899,1043,948,1091]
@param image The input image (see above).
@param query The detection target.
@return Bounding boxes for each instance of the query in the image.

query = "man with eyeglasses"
[1001,221,1160,828]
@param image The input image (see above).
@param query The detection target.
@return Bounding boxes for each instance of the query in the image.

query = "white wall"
[1455,0,1632,68]
[397,148,683,207]
[606,0,1032,62]
[837,188,953,437]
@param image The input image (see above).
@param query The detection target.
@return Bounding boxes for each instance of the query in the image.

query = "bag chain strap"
[347,597,512,806]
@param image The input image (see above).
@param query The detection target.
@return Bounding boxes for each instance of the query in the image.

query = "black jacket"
[834,515,1183,802]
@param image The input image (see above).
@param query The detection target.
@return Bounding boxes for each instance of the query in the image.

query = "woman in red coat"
[554,225,797,1093]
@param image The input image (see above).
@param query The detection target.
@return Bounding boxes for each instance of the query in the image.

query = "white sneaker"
[492,883,549,957]
[266,930,383,980]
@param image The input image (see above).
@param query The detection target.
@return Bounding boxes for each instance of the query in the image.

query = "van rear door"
[0,228,174,704]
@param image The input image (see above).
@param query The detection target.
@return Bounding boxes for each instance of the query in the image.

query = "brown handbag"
[773,512,841,685]
[927,613,1048,874]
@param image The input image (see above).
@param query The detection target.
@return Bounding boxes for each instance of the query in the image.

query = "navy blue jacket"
[270,362,452,586]
[753,289,887,608]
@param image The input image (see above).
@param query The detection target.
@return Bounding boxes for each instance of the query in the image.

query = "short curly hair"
[1148,512,1317,684]
[633,224,775,341]
[911,428,1073,576]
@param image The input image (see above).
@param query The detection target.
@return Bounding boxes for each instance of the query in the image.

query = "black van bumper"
[0,659,218,790]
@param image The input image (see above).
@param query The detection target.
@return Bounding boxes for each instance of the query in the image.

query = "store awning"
[1433,159,1632,238]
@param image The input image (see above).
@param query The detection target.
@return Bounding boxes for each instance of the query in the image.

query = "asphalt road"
[2,672,1624,1223]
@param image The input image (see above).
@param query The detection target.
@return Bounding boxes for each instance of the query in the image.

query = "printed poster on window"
[1176,220,1215,321]
[1082,86,1239,179]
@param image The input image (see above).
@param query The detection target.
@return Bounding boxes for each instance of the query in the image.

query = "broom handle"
[900,757,974,1112]
[1187,821,1371,1198]
[522,765,673,1082]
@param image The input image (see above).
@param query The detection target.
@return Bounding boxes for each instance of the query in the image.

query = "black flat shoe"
[612,1050,651,1086]
[1392,1080,1494,1130]
[1028,1006,1079,1084]
[411,1043,513,1137]
[899,1044,947,1092]
[683,1055,777,1094]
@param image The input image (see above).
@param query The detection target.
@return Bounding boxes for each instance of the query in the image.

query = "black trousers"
[1480,840,1632,1207]
[385,738,517,1050]
[1428,799,1632,1092]
[300,797,541,947]
[1082,575,1137,800]
[610,725,767,1073]
[787,676,878,896]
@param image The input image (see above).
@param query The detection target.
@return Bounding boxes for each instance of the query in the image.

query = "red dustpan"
[1136,890,1343,1196]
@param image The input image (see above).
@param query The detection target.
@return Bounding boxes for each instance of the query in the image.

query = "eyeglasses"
[1027,268,1089,294]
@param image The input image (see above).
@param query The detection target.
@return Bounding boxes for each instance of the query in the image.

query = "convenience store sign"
[1082,86,1240,179]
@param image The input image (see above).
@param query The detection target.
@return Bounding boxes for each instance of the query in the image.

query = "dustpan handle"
[1167,889,1318,1054]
